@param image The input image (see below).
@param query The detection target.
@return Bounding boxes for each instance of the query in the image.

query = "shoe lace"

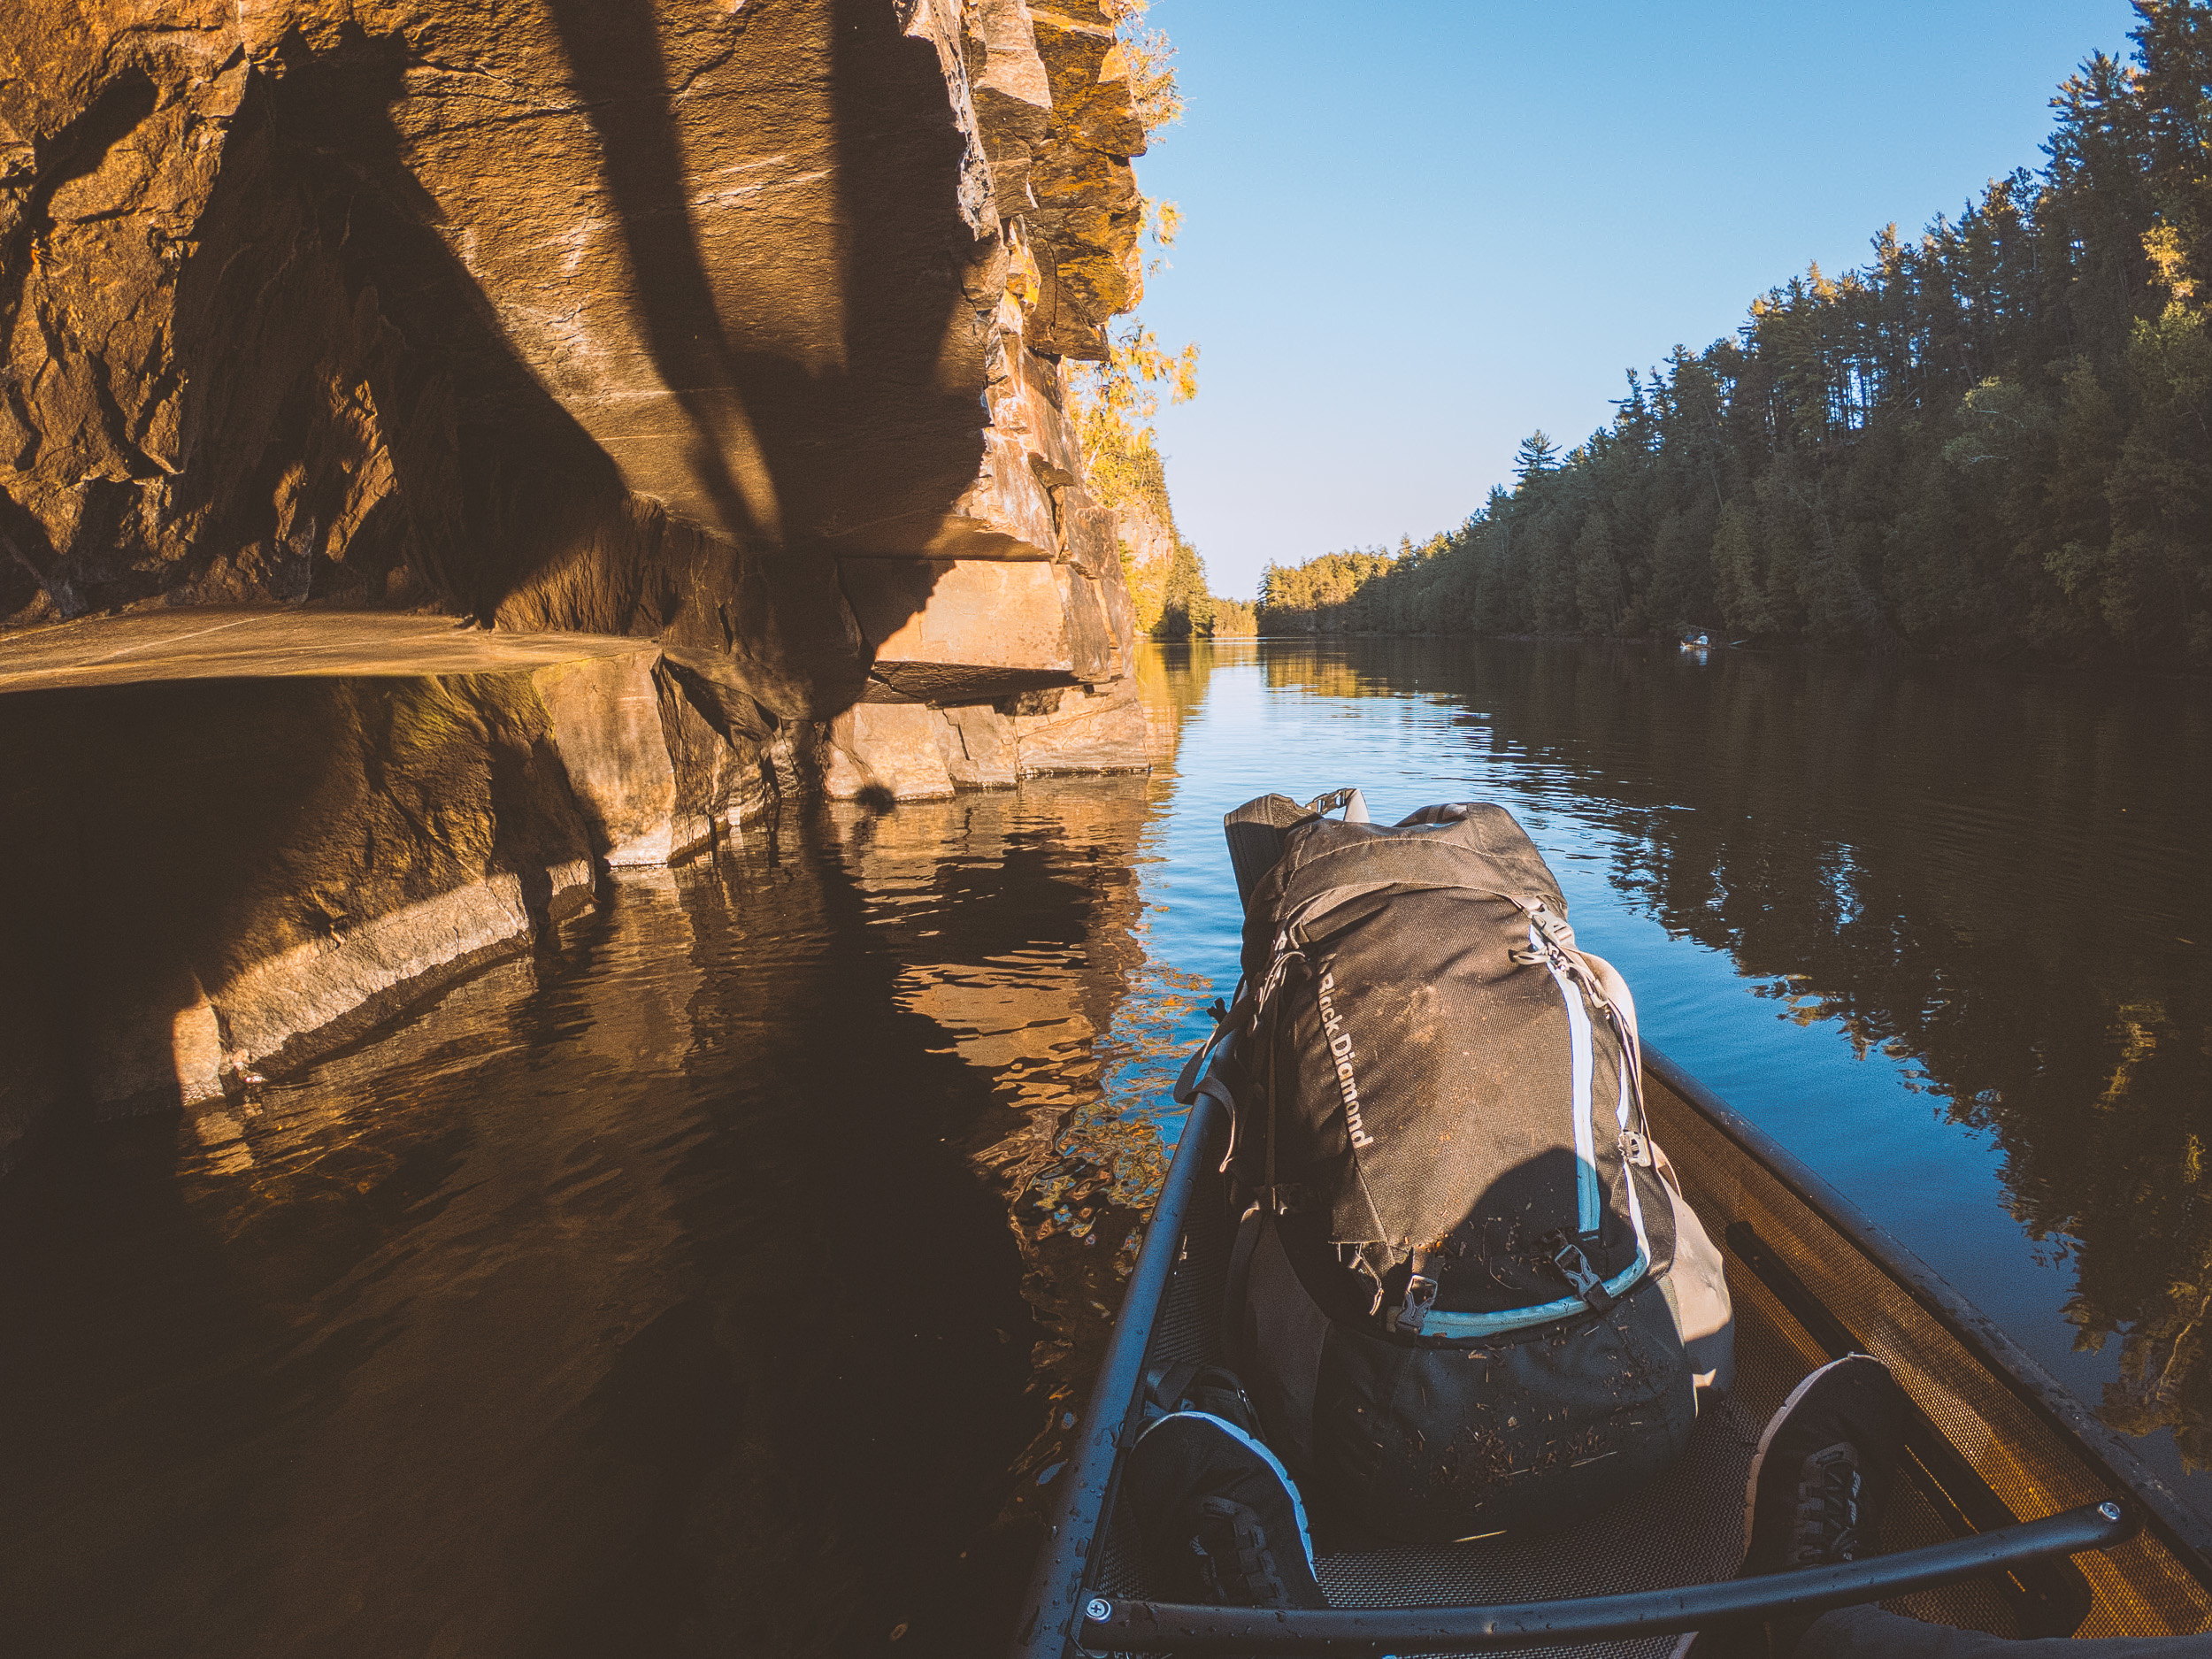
[1788,1441,1864,1567]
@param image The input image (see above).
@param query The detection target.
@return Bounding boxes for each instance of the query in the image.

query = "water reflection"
[0,781,1195,1657]
[10,635,2208,1658]
[819,787,1201,1505]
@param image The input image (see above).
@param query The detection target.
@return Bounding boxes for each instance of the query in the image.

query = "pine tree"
[1513,431,1562,484]
[1711,501,1775,635]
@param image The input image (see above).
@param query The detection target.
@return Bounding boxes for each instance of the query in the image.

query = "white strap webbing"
[1535,923,1601,1237]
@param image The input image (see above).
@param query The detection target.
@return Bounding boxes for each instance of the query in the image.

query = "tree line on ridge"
[1260,0,2212,664]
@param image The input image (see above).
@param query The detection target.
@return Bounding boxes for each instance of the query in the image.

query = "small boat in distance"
[1681,631,1712,650]
[1009,804,2212,1657]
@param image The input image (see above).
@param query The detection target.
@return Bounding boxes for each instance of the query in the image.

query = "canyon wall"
[0,0,1168,1169]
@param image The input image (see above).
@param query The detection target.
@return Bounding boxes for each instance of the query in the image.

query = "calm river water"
[4,638,2209,1655]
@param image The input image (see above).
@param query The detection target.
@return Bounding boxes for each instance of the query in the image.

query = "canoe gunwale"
[1008,1088,1230,1659]
[1079,1498,2139,1654]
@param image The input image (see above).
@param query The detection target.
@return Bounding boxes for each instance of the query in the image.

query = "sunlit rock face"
[0,0,1150,750]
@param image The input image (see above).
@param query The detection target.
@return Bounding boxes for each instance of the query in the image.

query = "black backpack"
[1200,792,1732,1542]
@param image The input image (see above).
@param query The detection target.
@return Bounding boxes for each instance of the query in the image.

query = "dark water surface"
[6,638,2210,1654]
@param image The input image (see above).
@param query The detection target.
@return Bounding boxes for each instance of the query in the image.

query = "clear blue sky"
[1132,1,2144,600]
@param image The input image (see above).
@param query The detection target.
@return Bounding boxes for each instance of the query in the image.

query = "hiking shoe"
[1743,1353,1902,1576]
[1121,1410,1326,1609]
[1665,1355,1904,1659]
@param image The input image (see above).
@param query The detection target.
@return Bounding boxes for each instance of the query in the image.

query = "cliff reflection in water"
[1246,640,2212,1470]
[824,787,1210,1487]
[0,778,1188,1657]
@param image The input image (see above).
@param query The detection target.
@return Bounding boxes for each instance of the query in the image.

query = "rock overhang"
[0,0,1153,723]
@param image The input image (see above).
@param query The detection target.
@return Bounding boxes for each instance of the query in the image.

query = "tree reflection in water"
[1249,639,2212,1470]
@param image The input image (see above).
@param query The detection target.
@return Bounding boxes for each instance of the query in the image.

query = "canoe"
[1009,1036,2212,1655]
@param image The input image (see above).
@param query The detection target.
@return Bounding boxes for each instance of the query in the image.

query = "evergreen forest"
[1258,0,2212,664]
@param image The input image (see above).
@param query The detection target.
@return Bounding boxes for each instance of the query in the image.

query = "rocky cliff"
[0,0,1171,1169]
[1,0,1157,778]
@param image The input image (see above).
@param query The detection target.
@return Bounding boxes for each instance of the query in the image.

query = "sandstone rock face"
[844,554,1123,700]
[0,0,1157,749]
[531,652,764,867]
[820,676,1150,801]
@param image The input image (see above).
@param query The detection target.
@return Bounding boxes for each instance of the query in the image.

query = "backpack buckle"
[1526,900,1578,950]
[1547,1235,1616,1313]
[1618,1131,1652,1168]
[1386,1272,1438,1335]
